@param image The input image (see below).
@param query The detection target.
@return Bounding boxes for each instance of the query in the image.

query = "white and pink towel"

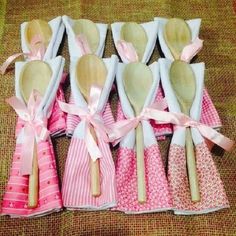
[154,17,222,131]
[1,56,65,217]
[112,62,173,214]
[159,58,229,214]
[60,55,118,210]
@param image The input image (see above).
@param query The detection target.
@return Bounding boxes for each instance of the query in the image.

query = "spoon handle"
[185,128,200,202]
[28,141,39,208]
[136,123,146,203]
[89,127,101,197]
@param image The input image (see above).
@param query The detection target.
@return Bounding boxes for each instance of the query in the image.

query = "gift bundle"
[0,16,234,218]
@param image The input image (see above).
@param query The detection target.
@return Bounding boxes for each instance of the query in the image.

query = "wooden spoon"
[120,22,148,61]
[123,62,153,203]
[25,19,52,51]
[170,60,200,202]
[73,19,100,53]
[20,60,52,208]
[164,18,192,60]
[76,54,107,197]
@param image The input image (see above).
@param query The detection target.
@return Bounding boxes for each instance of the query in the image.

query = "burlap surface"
[0,0,236,235]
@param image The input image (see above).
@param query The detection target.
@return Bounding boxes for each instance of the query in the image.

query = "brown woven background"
[0,0,236,235]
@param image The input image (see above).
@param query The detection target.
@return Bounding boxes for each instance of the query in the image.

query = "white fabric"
[21,16,65,60]
[154,17,201,60]
[15,56,65,143]
[62,15,108,59]
[159,58,205,146]
[116,62,160,149]
[111,21,158,64]
[69,55,118,138]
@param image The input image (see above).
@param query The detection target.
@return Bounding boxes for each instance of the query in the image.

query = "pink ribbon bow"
[75,34,92,55]
[58,86,109,161]
[180,37,203,63]
[116,40,139,62]
[0,34,46,75]
[6,90,49,175]
[109,103,234,151]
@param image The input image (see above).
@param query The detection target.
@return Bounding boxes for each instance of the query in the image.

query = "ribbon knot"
[58,86,109,161]
[109,101,234,152]
[6,90,49,175]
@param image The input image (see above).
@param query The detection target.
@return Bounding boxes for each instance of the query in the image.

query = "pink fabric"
[66,95,115,136]
[116,40,139,62]
[168,142,229,214]
[113,145,172,213]
[62,137,116,209]
[1,140,62,217]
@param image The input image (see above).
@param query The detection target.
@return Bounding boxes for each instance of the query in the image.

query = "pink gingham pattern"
[1,140,62,217]
[168,142,229,214]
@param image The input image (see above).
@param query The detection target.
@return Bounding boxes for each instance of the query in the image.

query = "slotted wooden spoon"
[20,60,52,208]
[73,19,100,54]
[170,60,200,202]
[164,18,192,60]
[120,22,148,61]
[123,62,153,203]
[25,19,52,51]
[76,54,107,197]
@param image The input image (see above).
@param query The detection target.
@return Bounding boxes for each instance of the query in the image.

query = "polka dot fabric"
[113,144,173,213]
[168,142,229,215]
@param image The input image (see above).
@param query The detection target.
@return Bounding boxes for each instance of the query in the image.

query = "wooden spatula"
[120,22,148,61]
[170,60,200,202]
[123,62,153,203]
[19,60,52,208]
[76,54,107,197]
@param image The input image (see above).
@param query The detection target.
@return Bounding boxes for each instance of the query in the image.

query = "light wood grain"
[170,60,200,202]
[123,62,153,203]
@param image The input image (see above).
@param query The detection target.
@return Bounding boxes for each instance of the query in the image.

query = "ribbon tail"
[198,125,235,151]
[180,37,203,63]
[76,34,92,55]
[20,125,35,175]
[0,53,24,75]
[116,40,139,62]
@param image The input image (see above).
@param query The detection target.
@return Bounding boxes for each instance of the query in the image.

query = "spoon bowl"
[73,19,100,54]
[120,22,148,61]
[123,62,153,203]
[25,19,52,50]
[164,18,192,60]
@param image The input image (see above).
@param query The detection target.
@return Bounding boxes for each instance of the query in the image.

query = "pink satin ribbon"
[6,90,49,175]
[109,104,234,151]
[75,34,92,55]
[0,35,46,75]
[116,40,139,62]
[58,86,109,161]
[180,37,203,63]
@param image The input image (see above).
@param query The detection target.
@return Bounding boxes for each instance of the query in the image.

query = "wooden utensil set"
[1,16,233,217]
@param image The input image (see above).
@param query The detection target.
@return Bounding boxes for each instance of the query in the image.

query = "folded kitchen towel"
[60,55,118,210]
[155,17,221,130]
[159,58,229,215]
[112,61,173,214]
[1,56,65,218]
